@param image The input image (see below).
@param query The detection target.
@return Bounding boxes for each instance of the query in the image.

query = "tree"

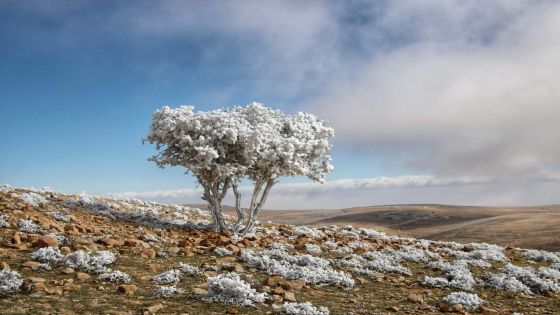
[144,103,334,233]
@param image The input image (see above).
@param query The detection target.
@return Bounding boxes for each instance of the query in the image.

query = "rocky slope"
[0,184,559,314]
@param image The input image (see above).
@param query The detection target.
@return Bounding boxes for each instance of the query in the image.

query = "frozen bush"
[283,302,330,315]
[0,270,23,296]
[18,219,40,233]
[177,262,202,276]
[391,246,440,262]
[485,273,532,294]
[361,251,411,275]
[495,263,560,293]
[423,260,476,291]
[213,247,233,256]
[63,250,116,274]
[538,267,560,280]
[46,232,66,246]
[202,272,266,307]
[293,226,325,239]
[523,249,560,263]
[268,243,295,251]
[17,192,48,207]
[155,286,181,298]
[51,212,71,223]
[421,276,451,288]
[97,270,131,283]
[442,292,484,311]
[31,247,63,264]
[153,269,181,285]
[0,213,10,228]
[305,244,322,255]
[0,184,15,193]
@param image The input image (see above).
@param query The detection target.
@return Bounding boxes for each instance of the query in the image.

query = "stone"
[0,261,10,271]
[147,263,162,272]
[407,293,423,304]
[288,280,305,290]
[284,291,297,302]
[61,267,75,274]
[117,284,138,295]
[192,288,208,295]
[22,261,39,270]
[225,308,238,314]
[147,303,164,313]
[99,237,120,247]
[76,272,90,281]
[451,304,464,312]
[142,249,156,259]
[481,307,499,314]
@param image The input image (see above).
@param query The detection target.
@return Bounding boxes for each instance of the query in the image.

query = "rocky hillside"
[0,184,559,314]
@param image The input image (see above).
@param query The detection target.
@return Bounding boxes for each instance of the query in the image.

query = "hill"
[260,204,560,251]
[1,184,559,314]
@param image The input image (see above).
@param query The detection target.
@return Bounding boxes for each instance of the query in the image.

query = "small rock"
[225,308,238,314]
[0,261,10,271]
[147,303,164,313]
[147,263,162,272]
[284,291,297,302]
[193,288,208,295]
[481,307,499,314]
[33,235,58,248]
[387,306,400,312]
[22,261,39,270]
[451,304,464,313]
[61,267,75,274]
[407,293,423,304]
[76,272,90,281]
[117,284,138,295]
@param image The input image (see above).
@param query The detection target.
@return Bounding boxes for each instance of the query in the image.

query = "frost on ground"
[0,213,10,228]
[283,302,330,315]
[17,192,48,208]
[213,247,233,256]
[0,270,23,297]
[421,260,476,291]
[442,291,484,311]
[201,272,266,307]
[486,263,560,294]
[177,262,202,276]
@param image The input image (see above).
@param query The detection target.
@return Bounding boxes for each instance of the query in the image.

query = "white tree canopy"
[144,102,334,232]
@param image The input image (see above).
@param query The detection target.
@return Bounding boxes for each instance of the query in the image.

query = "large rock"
[33,235,58,248]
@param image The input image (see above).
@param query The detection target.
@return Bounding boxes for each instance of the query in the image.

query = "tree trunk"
[232,182,245,231]
[202,180,230,232]
[241,178,274,234]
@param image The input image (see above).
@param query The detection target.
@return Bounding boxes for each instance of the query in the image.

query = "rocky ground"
[1,184,560,315]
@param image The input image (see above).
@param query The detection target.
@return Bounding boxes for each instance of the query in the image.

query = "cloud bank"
[108,174,560,209]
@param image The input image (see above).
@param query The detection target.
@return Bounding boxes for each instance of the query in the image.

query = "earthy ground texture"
[1,185,560,315]
[260,205,560,251]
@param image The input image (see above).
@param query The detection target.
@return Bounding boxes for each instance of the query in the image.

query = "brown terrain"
[260,204,560,251]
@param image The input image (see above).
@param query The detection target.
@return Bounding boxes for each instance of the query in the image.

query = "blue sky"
[2,1,560,208]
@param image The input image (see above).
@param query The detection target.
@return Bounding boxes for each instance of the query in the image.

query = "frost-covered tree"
[144,103,334,232]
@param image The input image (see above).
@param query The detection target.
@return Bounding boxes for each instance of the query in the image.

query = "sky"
[1,0,560,209]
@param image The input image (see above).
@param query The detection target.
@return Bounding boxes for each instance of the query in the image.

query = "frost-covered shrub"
[0,213,10,228]
[0,270,23,296]
[240,249,354,288]
[356,227,387,239]
[31,247,63,264]
[391,246,440,263]
[46,232,66,246]
[283,302,330,315]
[153,269,181,285]
[18,219,39,233]
[361,251,411,275]
[177,262,202,276]
[305,244,322,254]
[268,243,295,251]
[293,226,326,239]
[492,263,560,293]
[523,249,560,263]
[442,292,484,311]
[0,184,15,193]
[202,272,266,307]
[538,267,560,280]
[51,212,71,223]
[155,286,181,298]
[97,270,131,283]
[423,260,476,291]
[213,247,233,256]
[63,250,116,274]
[17,192,48,208]
[485,273,532,294]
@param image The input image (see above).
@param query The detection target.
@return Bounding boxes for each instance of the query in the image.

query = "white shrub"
[305,244,323,255]
[46,232,66,246]
[423,260,476,291]
[494,263,560,293]
[0,213,10,228]
[31,247,63,264]
[0,184,15,193]
[177,262,202,276]
[18,219,40,233]
[63,250,116,274]
[213,247,233,256]
[17,192,48,208]
[202,272,266,307]
[0,270,23,296]
[51,212,71,223]
[268,243,295,251]
[485,273,532,294]
[283,302,330,315]
[523,249,560,263]
[155,286,181,298]
[293,226,326,239]
[97,270,131,283]
[361,251,411,275]
[153,269,181,285]
[442,292,483,311]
